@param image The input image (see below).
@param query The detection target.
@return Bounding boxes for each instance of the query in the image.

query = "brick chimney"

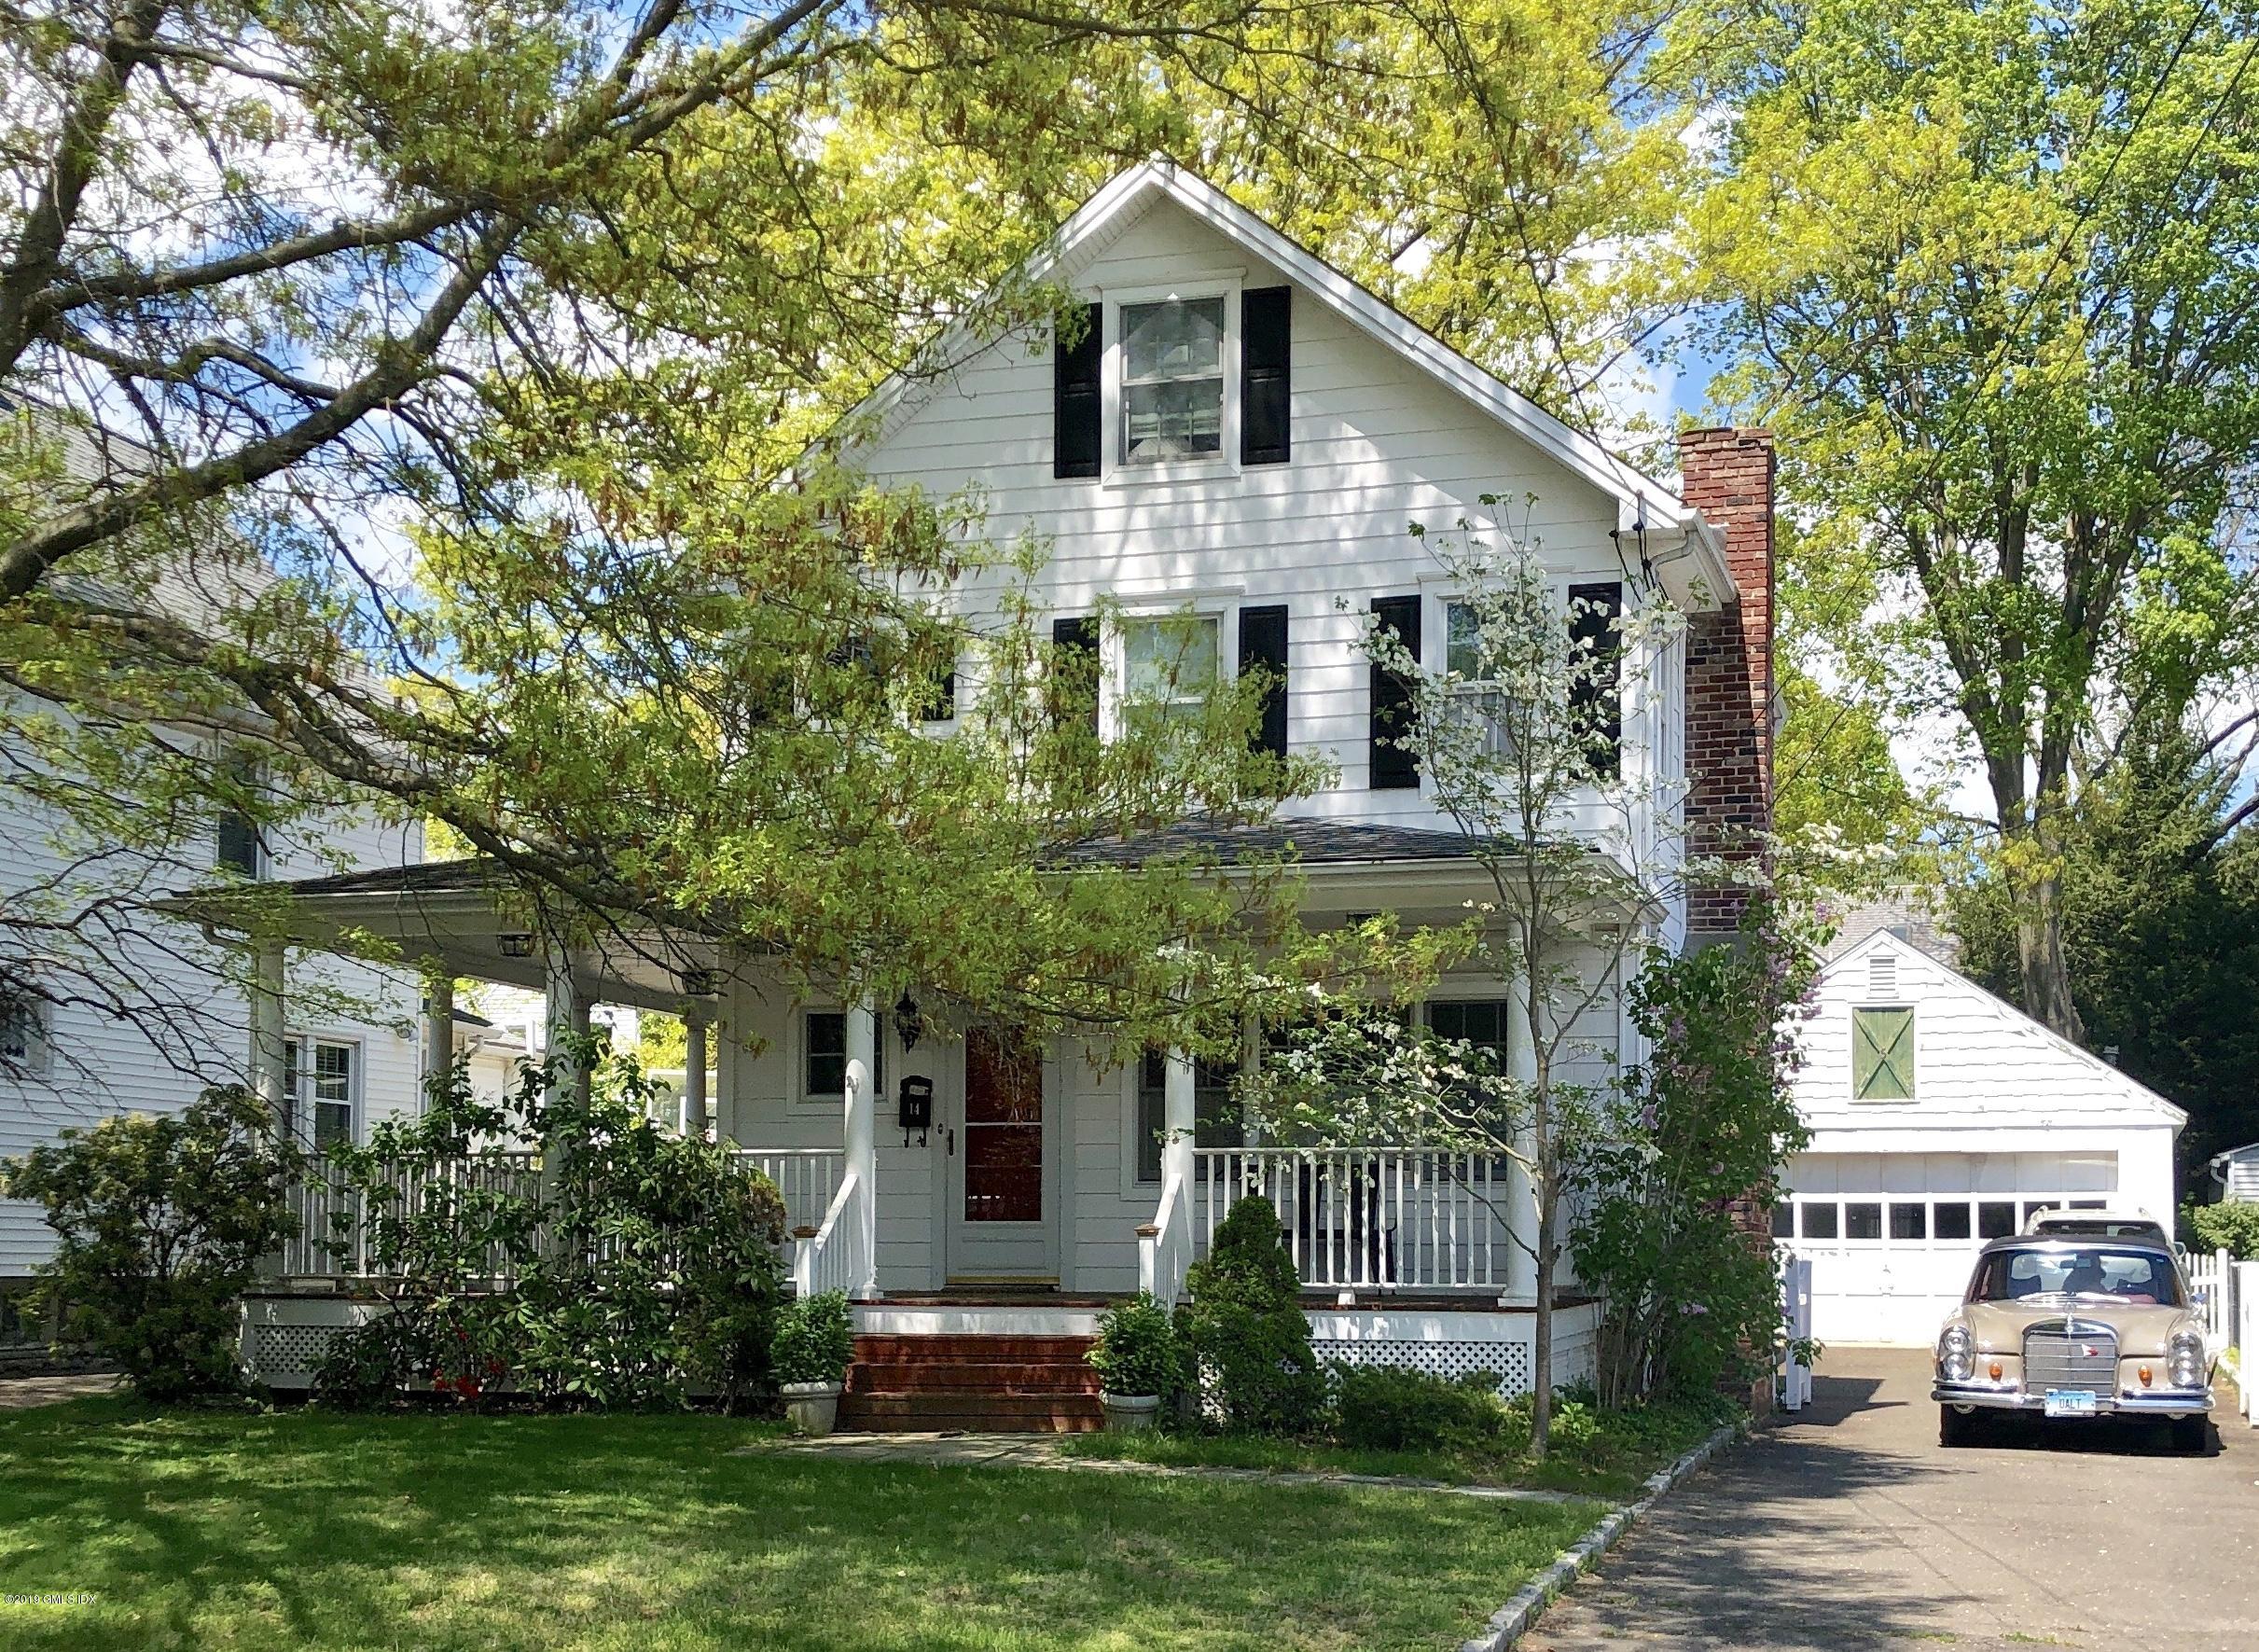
[1677,427,1776,942]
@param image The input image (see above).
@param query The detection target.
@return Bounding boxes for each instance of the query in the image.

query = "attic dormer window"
[1121,298,1225,463]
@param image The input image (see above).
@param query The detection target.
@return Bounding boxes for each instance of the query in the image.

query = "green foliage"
[1950,721,2259,1180]
[1177,1197,1324,1434]
[0,1087,299,1401]
[1088,1292,1179,1398]
[1574,900,1822,1407]
[1690,0,2259,1034]
[2183,1202,2259,1261]
[321,1048,789,1410]
[1329,1366,1506,1452]
[770,1292,854,1387]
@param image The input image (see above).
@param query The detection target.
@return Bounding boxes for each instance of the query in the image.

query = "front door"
[947,1028,1057,1283]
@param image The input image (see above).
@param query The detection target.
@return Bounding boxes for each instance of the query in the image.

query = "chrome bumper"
[1933,1380,2212,1416]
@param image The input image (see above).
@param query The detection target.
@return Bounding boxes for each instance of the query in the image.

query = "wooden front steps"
[838,1333,1102,1434]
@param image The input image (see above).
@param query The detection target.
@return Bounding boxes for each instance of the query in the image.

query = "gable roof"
[840,161,1736,612]
[1822,929,2186,1125]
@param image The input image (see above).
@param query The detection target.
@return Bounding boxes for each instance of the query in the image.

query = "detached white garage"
[1783,929,2184,1347]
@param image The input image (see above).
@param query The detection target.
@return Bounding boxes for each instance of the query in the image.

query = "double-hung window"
[1120,298,1226,464]
[1132,1048,1243,1184]
[285,1037,356,1149]
[1120,614,1220,725]
[0,993,49,1078]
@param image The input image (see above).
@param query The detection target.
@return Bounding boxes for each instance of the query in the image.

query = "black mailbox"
[896,1075,935,1135]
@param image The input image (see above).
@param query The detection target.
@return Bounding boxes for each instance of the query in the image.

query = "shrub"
[324,1049,789,1410]
[1177,1195,1324,1434]
[1330,1364,1507,1451]
[0,1087,299,1401]
[771,1290,854,1386]
[1088,1292,1177,1397]
[2183,1201,2259,1259]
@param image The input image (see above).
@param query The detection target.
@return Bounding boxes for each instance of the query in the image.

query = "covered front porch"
[201,829,1617,1400]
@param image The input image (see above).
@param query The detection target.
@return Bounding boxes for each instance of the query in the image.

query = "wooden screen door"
[948,1027,1055,1281]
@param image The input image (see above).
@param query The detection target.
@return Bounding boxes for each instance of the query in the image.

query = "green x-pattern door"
[1852,1006,1915,1100]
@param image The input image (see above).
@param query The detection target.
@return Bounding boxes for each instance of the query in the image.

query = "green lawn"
[1055,1396,1732,1502]
[0,1398,1598,1651]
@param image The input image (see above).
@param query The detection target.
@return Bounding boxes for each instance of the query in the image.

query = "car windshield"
[1968,1246,2182,1307]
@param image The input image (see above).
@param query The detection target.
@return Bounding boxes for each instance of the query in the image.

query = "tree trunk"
[1530,1190,1555,1459]
[2011,866,2084,1042]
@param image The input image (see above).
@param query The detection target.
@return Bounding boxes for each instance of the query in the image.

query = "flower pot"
[1101,1392,1160,1432]
[782,1379,843,1436]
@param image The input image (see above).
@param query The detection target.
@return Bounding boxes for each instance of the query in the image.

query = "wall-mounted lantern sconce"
[894,991,923,1052]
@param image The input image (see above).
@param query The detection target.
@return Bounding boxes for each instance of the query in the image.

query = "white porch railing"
[283,1151,544,1280]
[1138,1172,1194,1307]
[794,1170,873,1299]
[730,1147,844,1237]
[1191,1146,1516,1293]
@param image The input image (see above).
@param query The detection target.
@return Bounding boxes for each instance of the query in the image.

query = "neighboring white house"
[1783,928,2186,1346]
[221,162,1779,1405]
[0,422,431,1287]
[2209,1142,2259,1203]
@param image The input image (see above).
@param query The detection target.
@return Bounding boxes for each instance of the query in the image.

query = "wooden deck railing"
[1190,1146,1517,1293]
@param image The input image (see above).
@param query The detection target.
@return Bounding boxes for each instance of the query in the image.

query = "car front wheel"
[1939,1406,1980,1448]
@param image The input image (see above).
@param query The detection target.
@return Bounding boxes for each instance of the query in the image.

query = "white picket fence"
[2237,1258,2259,1430]
[2188,1247,2236,1351]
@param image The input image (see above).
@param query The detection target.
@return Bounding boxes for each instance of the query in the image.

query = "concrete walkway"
[0,1372,119,1411]
[1527,1348,2259,1652]
[744,1431,1593,1503]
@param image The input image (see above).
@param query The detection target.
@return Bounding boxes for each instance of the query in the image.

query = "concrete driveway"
[1527,1348,2259,1652]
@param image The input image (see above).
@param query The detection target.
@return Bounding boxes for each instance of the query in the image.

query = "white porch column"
[421,969,454,1112]
[684,1002,710,1141]
[542,933,591,1113]
[1504,978,1543,1305]
[246,936,289,1134]
[843,998,879,1298]
[1162,1048,1196,1190]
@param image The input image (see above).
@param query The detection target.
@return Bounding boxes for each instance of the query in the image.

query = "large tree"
[1686,0,2259,1036]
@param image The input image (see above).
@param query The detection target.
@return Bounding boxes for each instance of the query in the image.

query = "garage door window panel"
[1889,1201,1927,1241]
[1934,1201,1973,1240]
[1845,1201,1882,1241]
[1800,1202,1838,1240]
[1851,1006,1915,1100]
[1977,1201,2016,1238]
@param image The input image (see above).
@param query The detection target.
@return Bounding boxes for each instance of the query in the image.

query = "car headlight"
[2167,1328,2205,1389]
[1938,1324,1974,1382]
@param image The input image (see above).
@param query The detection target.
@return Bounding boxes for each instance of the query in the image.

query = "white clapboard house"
[215,162,1780,1425]
[0,416,434,1293]
[1782,927,2185,1346]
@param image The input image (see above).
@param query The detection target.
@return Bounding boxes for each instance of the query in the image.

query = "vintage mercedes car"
[1933,1235,2213,1451]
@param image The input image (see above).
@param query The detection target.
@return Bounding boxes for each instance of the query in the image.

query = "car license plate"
[2044,1389,2099,1418]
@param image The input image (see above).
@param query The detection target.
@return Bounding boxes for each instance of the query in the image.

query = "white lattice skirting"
[1308,1305,1600,1399]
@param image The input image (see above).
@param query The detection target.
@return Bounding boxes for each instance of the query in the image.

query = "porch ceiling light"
[497,932,534,959]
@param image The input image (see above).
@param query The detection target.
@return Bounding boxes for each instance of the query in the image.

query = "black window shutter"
[1053,302,1102,479]
[1237,604,1289,757]
[1568,581,1623,778]
[1369,595,1421,789]
[1050,616,1100,732]
[1240,286,1291,466]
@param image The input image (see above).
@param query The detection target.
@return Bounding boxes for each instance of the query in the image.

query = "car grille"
[2024,1321,2118,1398]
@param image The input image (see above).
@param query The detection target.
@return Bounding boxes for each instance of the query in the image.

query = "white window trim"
[0,994,52,1080]
[1850,1002,1919,1105]
[1119,1057,1163,1198]
[1104,605,1238,742]
[790,1005,850,1114]
[285,1033,363,1149]
[1099,275,1245,487]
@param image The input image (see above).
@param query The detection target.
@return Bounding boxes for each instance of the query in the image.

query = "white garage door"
[1778,1151,2119,1346]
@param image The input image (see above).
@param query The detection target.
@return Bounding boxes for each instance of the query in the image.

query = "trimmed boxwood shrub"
[2183,1201,2259,1259]
[1329,1363,1508,1451]
[1177,1195,1324,1434]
